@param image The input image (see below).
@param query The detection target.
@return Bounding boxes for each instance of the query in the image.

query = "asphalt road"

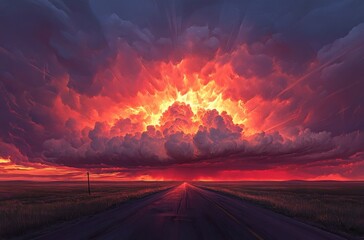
[29,183,346,240]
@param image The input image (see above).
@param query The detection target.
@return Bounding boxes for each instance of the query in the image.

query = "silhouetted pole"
[87,171,91,195]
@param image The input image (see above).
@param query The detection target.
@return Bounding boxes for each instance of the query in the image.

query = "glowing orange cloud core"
[107,57,252,136]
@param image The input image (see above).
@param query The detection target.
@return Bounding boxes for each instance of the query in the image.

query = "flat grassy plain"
[196,181,364,238]
[0,181,177,239]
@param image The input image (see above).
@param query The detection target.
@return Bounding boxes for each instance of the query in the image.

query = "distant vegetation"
[0,181,176,238]
[197,181,364,237]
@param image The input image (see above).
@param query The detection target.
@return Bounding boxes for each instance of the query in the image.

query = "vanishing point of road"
[30,183,345,240]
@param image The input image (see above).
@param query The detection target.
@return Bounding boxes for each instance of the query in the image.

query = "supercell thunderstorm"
[0,0,364,180]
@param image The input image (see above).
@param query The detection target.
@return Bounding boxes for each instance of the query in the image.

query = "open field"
[29,183,346,240]
[0,181,177,238]
[1,181,363,239]
[196,181,364,237]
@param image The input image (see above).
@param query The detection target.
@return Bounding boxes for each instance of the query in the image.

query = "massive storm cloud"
[1,0,364,180]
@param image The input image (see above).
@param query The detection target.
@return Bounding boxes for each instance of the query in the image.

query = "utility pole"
[87,171,91,195]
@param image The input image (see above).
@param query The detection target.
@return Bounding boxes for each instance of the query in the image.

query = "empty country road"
[28,183,345,240]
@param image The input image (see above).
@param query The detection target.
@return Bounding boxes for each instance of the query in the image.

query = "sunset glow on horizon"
[1,0,364,181]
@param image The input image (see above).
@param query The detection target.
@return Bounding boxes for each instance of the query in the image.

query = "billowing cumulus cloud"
[0,0,364,180]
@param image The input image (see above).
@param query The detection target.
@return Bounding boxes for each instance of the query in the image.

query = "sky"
[0,0,364,181]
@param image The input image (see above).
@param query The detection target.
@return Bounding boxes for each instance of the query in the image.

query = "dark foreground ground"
[0,181,176,238]
[196,181,364,237]
[18,183,348,240]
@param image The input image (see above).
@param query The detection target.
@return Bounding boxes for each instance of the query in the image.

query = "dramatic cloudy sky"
[1,0,364,180]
